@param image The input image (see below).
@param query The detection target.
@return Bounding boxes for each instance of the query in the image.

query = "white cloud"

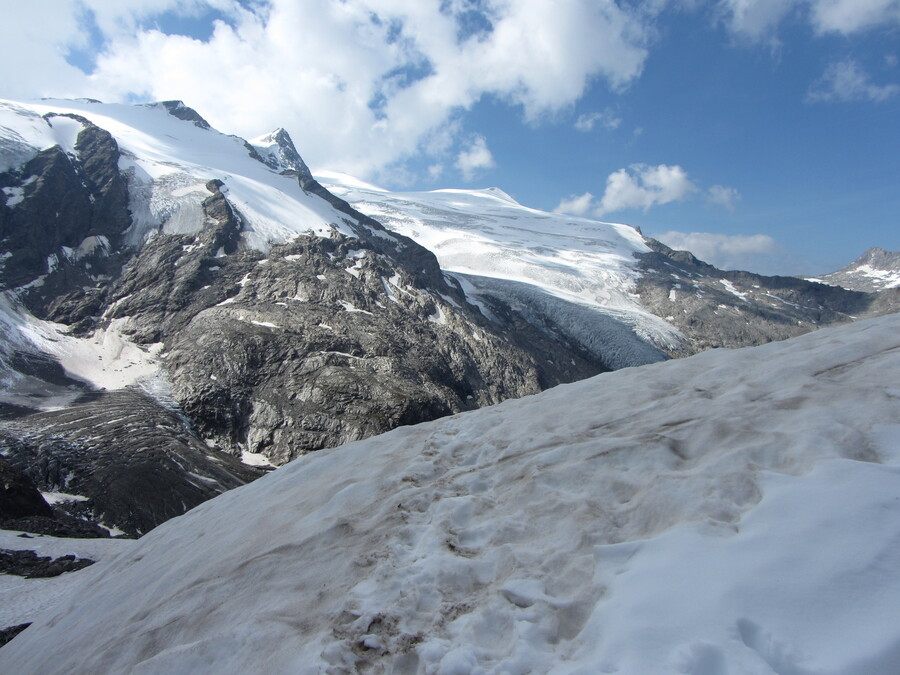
[555,164,699,217]
[556,167,741,219]
[596,164,696,216]
[455,136,495,181]
[574,108,621,132]
[807,59,900,102]
[808,0,900,34]
[716,0,795,41]
[554,192,595,216]
[653,230,785,272]
[0,0,657,181]
[706,184,741,211]
[718,0,900,38]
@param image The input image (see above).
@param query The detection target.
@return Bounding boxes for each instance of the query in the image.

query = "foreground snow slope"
[319,171,682,349]
[3,313,900,673]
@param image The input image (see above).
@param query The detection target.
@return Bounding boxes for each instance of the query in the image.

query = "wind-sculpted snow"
[3,313,899,673]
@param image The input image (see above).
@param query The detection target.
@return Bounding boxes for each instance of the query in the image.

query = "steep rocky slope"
[632,238,885,354]
[0,98,605,533]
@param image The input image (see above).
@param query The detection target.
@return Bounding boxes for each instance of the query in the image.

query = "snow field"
[318,171,683,350]
[1,313,899,673]
[0,530,134,629]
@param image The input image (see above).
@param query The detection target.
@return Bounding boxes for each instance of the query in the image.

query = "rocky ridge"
[811,246,900,293]
[0,98,605,534]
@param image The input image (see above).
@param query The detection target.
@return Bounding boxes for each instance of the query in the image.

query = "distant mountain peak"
[814,247,900,292]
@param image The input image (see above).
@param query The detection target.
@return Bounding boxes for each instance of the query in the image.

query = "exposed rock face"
[0,389,264,536]
[0,99,606,534]
[0,456,52,521]
[814,247,900,293]
[633,239,886,355]
[103,180,567,462]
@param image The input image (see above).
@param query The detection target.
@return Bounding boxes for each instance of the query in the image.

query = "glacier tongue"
[3,312,899,673]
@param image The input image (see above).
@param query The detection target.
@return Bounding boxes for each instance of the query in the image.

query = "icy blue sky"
[1,0,898,274]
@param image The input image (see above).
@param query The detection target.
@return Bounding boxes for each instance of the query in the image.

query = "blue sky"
[1,0,898,275]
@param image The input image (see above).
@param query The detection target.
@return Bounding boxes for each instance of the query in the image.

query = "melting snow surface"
[2,313,900,673]
[0,293,162,407]
[0,530,134,630]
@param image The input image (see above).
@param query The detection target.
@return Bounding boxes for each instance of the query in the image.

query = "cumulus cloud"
[653,230,786,272]
[574,108,621,132]
[808,0,900,34]
[554,192,595,216]
[806,59,900,102]
[718,0,900,38]
[555,166,742,218]
[455,136,495,181]
[596,164,696,216]
[0,0,656,181]
[706,184,741,211]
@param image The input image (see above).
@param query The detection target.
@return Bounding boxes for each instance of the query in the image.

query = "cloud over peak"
[555,164,705,217]
[0,0,659,182]
[455,135,495,181]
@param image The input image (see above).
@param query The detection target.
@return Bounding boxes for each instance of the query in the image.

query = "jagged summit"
[248,127,313,178]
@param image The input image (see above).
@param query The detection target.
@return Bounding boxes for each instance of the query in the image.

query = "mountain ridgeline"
[0,99,601,535]
[0,98,895,536]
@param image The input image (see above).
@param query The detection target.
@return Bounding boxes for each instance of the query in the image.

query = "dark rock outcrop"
[0,623,30,648]
[0,548,95,578]
[0,389,264,536]
[0,456,52,521]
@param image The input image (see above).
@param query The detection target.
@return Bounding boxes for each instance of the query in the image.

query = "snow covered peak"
[433,185,520,205]
[3,312,900,672]
[147,100,212,129]
[0,98,363,252]
[248,126,312,177]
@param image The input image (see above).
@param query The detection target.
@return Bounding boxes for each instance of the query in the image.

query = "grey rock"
[815,247,900,293]
[633,239,886,355]
[0,389,264,536]
[0,623,30,648]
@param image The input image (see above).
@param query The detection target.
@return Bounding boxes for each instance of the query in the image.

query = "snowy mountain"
[0,97,896,537]
[319,172,891,358]
[810,246,900,292]
[0,98,612,534]
[2,312,899,673]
